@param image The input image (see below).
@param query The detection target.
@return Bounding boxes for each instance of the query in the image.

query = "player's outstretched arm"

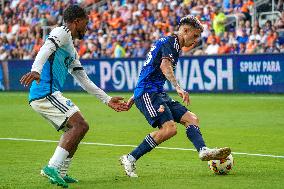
[71,68,128,112]
[160,58,190,105]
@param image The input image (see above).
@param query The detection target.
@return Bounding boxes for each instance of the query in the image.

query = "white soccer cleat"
[119,155,138,178]
[199,147,231,161]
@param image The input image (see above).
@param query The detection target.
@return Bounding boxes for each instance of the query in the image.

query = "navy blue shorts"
[134,92,189,128]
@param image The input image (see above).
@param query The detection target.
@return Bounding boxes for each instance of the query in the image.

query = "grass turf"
[0,92,284,189]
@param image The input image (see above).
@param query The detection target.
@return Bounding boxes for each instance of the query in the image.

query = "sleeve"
[31,27,70,74]
[47,26,70,49]
[31,39,57,74]
[68,50,83,74]
[70,59,112,104]
[160,41,175,63]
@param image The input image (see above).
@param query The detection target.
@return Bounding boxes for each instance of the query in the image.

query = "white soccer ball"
[208,154,234,175]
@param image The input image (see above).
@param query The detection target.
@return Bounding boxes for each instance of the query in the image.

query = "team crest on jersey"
[66,100,74,107]
[157,105,165,113]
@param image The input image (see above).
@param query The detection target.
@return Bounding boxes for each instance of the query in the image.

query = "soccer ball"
[208,154,234,175]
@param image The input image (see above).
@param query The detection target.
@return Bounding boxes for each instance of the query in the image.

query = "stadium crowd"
[0,0,283,60]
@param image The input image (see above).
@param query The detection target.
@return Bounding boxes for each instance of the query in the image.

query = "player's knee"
[183,112,200,126]
[166,122,177,137]
[75,119,89,134]
[80,121,89,134]
[169,127,177,137]
[191,115,199,125]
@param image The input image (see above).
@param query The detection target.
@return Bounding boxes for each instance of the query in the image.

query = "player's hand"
[126,95,135,110]
[20,71,40,87]
[176,86,190,106]
[108,97,129,112]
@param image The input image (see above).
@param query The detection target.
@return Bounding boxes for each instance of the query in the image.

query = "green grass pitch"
[0,92,284,189]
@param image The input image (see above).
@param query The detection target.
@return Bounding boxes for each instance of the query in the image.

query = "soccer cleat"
[199,147,231,161]
[119,155,138,178]
[63,175,78,183]
[40,166,68,188]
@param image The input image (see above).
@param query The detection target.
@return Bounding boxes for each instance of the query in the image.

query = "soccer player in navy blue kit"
[120,16,231,177]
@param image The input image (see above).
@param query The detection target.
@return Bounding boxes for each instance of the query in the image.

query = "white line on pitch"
[3,93,284,100]
[1,137,284,159]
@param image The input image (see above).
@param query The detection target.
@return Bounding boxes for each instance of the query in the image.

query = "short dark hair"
[178,15,204,32]
[63,5,87,23]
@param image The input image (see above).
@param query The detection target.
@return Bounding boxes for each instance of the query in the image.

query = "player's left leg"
[35,93,87,185]
[120,120,177,177]
[179,111,205,152]
[165,95,231,161]
[57,133,79,183]
[54,111,89,183]
[120,92,176,177]
[179,111,231,161]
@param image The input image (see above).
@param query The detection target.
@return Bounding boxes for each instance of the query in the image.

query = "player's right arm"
[160,58,190,105]
[20,27,69,87]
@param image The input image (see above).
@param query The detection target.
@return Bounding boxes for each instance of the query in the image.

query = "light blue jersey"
[29,26,81,102]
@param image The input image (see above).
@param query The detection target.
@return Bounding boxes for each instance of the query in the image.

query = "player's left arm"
[160,58,190,105]
[70,60,128,112]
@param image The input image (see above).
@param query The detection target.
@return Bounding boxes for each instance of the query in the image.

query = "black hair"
[178,15,204,32]
[63,4,87,23]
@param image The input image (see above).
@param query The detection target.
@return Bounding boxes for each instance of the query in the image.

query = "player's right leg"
[120,93,177,177]
[30,92,88,187]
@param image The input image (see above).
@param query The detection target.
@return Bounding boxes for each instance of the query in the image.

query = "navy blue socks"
[186,125,206,152]
[129,134,158,161]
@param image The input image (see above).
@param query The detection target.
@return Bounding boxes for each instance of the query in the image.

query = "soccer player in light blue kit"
[20,5,128,188]
[120,16,231,177]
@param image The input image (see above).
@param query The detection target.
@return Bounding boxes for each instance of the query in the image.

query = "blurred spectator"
[249,28,261,42]
[229,40,240,54]
[246,38,258,54]
[266,30,277,47]
[275,12,284,29]
[236,29,249,44]
[223,0,234,14]
[259,29,268,44]
[0,47,9,90]
[244,20,251,35]
[266,42,280,53]
[114,40,126,58]
[207,30,220,44]
[239,42,246,54]
[205,38,219,55]
[212,7,227,36]
[218,39,230,54]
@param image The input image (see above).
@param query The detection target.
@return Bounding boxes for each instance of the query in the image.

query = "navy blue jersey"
[134,35,181,99]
